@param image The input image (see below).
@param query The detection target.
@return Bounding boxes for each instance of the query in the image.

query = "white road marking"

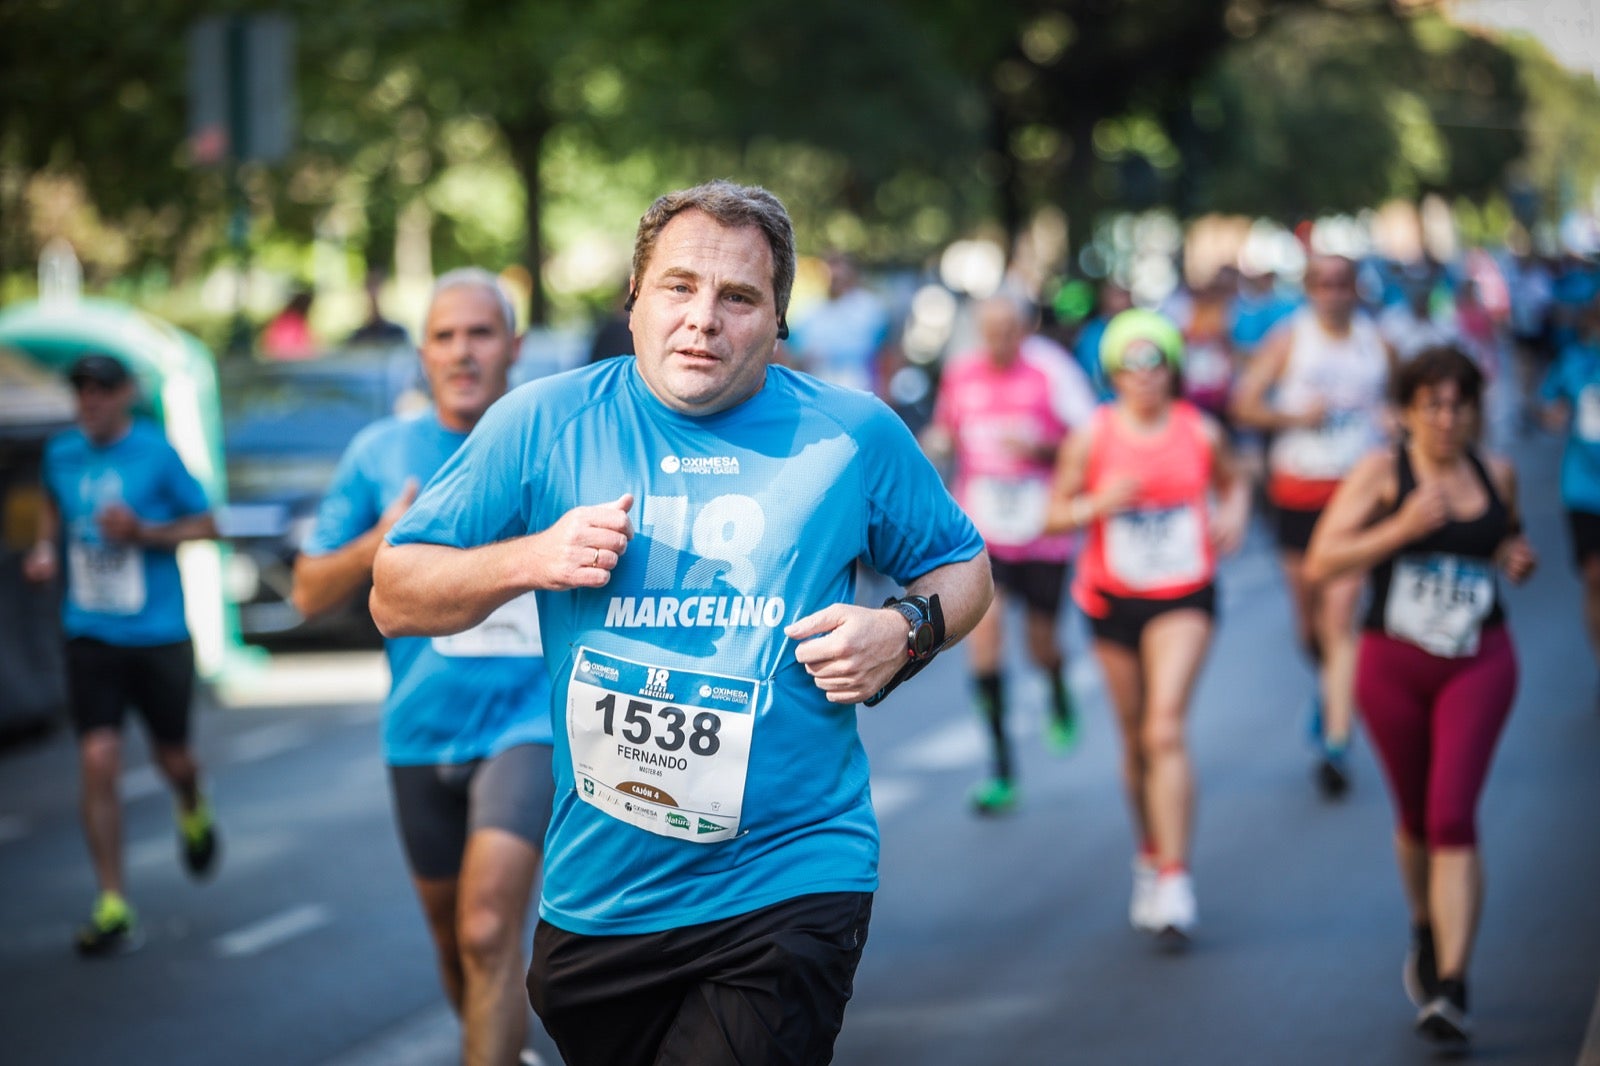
[226,721,315,764]
[870,777,920,820]
[214,903,331,958]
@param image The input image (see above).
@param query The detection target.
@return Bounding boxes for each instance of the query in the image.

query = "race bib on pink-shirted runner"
[567,647,758,844]
[966,476,1050,547]
[1104,503,1206,590]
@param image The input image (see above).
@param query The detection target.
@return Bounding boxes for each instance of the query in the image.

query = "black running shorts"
[1272,503,1324,554]
[65,637,195,744]
[388,742,555,880]
[530,891,873,1066]
[989,556,1070,618]
[1087,585,1218,651]
[1567,509,1600,568]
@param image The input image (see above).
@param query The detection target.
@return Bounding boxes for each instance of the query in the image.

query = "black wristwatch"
[888,596,940,662]
[865,594,946,706]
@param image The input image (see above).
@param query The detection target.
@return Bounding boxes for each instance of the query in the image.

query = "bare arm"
[1303,451,1437,584]
[22,494,60,582]
[97,504,217,549]
[784,551,994,705]
[291,479,417,620]
[1205,416,1251,556]
[371,493,636,637]
[1043,419,1138,533]
[1229,326,1320,432]
[1486,455,1538,584]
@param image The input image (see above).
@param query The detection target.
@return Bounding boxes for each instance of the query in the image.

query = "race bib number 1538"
[566,647,759,844]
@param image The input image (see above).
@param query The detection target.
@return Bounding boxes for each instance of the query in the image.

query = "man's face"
[977,301,1025,365]
[73,379,134,444]
[1306,260,1357,323]
[629,209,779,416]
[419,285,517,432]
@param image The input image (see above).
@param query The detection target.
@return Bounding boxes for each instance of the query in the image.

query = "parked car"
[217,348,425,646]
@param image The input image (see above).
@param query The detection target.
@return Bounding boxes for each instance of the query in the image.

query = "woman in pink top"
[1047,309,1250,948]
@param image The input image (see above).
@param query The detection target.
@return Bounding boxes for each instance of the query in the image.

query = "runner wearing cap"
[23,353,221,956]
[1046,309,1250,947]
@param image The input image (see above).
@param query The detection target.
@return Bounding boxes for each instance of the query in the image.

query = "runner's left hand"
[786,603,908,704]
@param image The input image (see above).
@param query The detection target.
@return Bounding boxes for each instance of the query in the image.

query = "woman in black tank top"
[1304,347,1536,1052]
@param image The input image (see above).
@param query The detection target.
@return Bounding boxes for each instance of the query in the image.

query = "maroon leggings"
[1355,626,1518,849]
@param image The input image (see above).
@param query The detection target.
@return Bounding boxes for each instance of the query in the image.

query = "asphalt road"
[2,430,1597,1066]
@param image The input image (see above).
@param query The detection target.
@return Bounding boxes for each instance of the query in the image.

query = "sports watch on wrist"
[865,593,946,707]
[888,596,939,661]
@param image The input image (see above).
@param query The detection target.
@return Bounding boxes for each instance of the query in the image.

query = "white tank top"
[1268,309,1390,481]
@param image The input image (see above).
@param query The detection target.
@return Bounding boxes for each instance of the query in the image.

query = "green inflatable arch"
[0,297,244,681]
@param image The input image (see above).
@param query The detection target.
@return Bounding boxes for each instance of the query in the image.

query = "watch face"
[910,623,937,658]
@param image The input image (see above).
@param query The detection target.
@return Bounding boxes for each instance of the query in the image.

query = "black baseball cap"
[67,353,132,388]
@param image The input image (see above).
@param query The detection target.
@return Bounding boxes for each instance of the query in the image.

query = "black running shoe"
[1415,996,1470,1053]
[1403,925,1439,1008]
[1315,752,1350,800]
[75,910,141,958]
[1416,977,1470,1054]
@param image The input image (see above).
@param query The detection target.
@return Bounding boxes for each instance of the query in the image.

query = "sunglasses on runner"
[1115,339,1168,373]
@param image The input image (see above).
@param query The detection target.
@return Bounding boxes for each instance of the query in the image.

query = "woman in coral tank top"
[1046,309,1250,949]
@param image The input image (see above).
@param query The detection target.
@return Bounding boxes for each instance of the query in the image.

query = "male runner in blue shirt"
[371,181,992,1066]
[292,269,554,1066]
[24,353,220,956]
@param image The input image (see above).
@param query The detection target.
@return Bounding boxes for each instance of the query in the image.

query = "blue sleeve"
[161,442,212,517]
[388,391,533,550]
[301,433,384,557]
[858,405,984,583]
[1539,352,1575,405]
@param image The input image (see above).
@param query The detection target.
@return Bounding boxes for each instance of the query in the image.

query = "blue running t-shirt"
[1541,342,1600,514]
[303,410,553,765]
[388,360,984,935]
[43,421,211,646]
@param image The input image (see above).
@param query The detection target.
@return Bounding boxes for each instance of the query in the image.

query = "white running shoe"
[1129,857,1159,932]
[1150,870,1197,948]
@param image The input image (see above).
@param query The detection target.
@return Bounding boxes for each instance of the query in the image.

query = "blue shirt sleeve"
[388,391,533,550]
[302,429,385,557]
[160,440,211,517]
[857,404,984,583]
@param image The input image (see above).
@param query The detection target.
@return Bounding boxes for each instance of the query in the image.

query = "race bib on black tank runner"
[1384,553,1494,658]
[567,647,757,843]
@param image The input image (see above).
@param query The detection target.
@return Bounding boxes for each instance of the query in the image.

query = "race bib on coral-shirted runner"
[1385,553,1495,658]
[1104,503,1206,590]
[966,475,1050,547]
[567,647,757,843]
[432,592,543,657]
[67,539,145,615]
[1274,408,1372,480]
[1577,385,1600,443]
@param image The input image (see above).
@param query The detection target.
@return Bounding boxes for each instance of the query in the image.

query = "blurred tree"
[1189,5,1525,222]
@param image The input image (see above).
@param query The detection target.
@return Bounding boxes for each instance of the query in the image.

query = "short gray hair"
[428,267,517,334]
[631,181,797,327]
